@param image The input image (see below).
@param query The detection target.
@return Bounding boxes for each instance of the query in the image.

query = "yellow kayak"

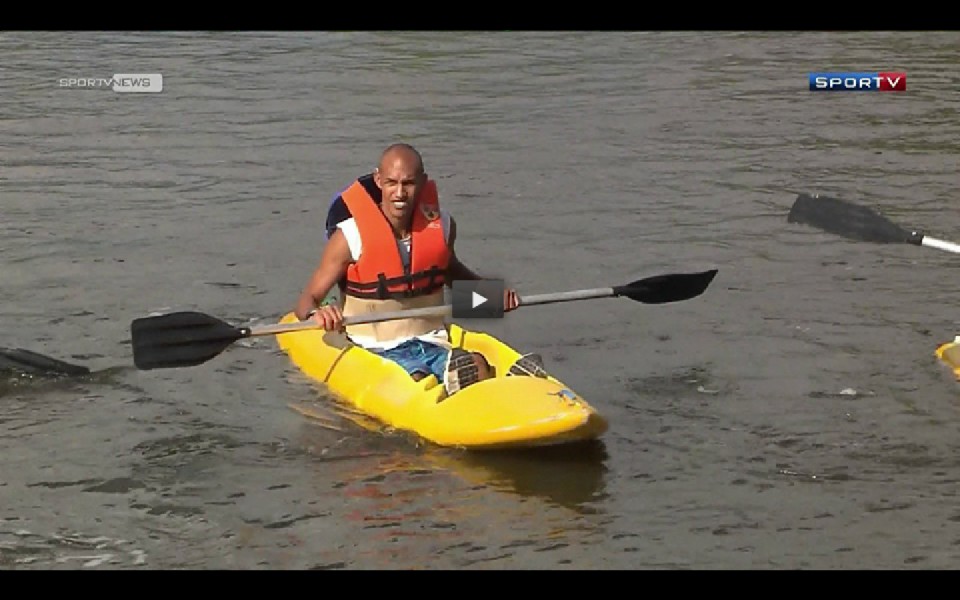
[936,336,960,379]
[274,312,608,450]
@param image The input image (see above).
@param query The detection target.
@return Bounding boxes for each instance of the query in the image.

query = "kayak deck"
[274,312,607,450]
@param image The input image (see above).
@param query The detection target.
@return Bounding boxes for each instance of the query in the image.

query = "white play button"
[471,291,487,309]
[451,280,504,319]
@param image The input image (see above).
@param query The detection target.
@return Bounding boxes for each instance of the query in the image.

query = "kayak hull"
[275,313,607,450]
[936,336,960,379]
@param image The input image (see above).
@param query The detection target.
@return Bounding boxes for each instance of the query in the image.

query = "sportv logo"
[808,71,906,92]
[58,73,163,93]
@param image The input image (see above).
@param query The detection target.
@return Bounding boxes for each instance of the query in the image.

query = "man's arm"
[295,228,354,320]
[445,216,483,282]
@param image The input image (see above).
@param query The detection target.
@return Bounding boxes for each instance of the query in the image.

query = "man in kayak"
[294,143,535,395]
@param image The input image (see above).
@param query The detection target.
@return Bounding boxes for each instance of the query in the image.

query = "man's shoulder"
[325,197,351,239]
[325,173,378,238]
[336,216,357,230]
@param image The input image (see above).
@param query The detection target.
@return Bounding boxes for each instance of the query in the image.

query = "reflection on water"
[438,442,609,512]
[283,399,612,568]
[0,351,133,400]
[288,400,609,512]
[0,347,91,376]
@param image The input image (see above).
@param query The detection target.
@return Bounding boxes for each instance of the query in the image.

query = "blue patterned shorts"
[373,339,449,381]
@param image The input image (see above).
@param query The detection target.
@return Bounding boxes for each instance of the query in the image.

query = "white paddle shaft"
[248,287,620,336]
[920,235,960,254]
[519,287,616,306]
[248,305,454,337]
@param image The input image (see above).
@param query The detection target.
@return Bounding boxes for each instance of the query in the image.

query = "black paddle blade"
[613,269,718,304]
[131,311,247,370]
[787,193,919,244]
[0,347,91,376]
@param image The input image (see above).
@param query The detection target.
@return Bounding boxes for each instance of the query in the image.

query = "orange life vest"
[340,177,450,300]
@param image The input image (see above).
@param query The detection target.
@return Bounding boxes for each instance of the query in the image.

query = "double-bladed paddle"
[787,193,960,254]
[130,269,719,371]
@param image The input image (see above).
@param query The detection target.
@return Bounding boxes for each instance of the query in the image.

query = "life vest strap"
[345,266,446,299]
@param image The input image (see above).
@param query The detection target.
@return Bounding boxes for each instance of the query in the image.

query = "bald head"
[373,143,428,224]
[378,143,424,176]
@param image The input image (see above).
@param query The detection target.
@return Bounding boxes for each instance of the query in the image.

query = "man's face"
[374,152,424,224]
